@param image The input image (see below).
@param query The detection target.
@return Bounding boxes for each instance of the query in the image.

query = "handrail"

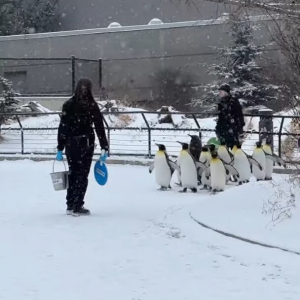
[0,111,299,119]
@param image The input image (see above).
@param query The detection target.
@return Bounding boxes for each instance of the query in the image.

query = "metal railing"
[0,111,299,162]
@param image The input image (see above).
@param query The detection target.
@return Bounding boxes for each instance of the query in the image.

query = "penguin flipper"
[228,150,234,160]
[224,164,239,178]
[265,153,286,168]
[149,162,155,174]
[195,162,206,176]
[169,161,180,172]
[205,166,211,179]
[248,157,263,171]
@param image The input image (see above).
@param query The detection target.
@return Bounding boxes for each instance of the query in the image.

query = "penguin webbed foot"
[191,188,197,193]
[158,187,168,191]
[179,188,188,193]
[200,185,208,190]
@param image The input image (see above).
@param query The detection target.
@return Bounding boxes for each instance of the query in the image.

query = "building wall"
[58,0,227,30]
[0,17,280,107]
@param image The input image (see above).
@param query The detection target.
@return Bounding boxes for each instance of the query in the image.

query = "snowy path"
[0,160,299,300]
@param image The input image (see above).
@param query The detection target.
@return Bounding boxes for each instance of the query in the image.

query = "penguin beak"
[177,141,183,145]
[188,134,192,138]
[155,143,162,148]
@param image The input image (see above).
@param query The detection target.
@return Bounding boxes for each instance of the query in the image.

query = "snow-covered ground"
[0,160,300,300]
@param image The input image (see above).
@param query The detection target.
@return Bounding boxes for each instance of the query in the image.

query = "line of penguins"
[149,138,286,194]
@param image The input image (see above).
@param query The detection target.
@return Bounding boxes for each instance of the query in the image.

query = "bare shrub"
[262,180,296,227]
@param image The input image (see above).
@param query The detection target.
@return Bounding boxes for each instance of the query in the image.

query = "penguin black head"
[208,144,216,152]
[237,143,242,149]
[202,146,208,152]
[156,144,166,151]
[211,151,218,159]
[188,134,201,141]
[177,141,189,150]
[265,138,272,146]
[220,141,226,146]
[256,141,262,148]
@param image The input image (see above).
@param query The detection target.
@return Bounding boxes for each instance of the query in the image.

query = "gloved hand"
[100,149,108,162]
[56,150,63,161]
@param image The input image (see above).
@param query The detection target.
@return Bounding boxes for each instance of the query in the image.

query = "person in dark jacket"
[215,83,245,149]
[56,78,109,216]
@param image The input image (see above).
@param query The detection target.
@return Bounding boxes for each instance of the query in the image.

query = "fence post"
[278,117,285,157]
[142,113,151,158]
[190,113,202,158]
[98,58,108,100]
[102,115,110,157]
[71,55,76,94]
[258,108,273,150]
[16,115,24,154]
[99,58,102,89]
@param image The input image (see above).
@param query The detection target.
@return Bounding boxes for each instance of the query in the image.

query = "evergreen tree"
[0,0,59,36]
[0,77,19,126]
[196,13,279,108]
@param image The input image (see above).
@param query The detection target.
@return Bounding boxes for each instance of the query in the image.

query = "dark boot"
[72,206,91,217]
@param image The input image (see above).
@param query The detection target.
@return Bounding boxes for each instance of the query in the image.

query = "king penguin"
[263,139,273,180]
[177,142,206,193]
[149,144,179,190]
[252,141,266,181]
[234,143,251,184]
[188,134,202,161]
[199,146,211,190]
[263,139,286,180]
[205,151,239,193]
[218,141,234,182]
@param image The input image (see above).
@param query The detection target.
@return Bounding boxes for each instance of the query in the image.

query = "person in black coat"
[56,78,109,216]
[215,84,245,149]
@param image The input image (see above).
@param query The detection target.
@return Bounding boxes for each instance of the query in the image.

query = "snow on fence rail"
[0,111,299,162]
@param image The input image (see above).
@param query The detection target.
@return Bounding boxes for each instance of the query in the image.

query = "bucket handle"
[53,159,68,173]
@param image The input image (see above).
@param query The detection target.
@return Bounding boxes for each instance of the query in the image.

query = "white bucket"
[50,160,69,191]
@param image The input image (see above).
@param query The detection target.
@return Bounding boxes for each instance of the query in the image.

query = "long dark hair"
[73,78,95,104]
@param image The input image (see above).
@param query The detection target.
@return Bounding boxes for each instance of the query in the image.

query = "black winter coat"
[57,96,108,151]
[215,95,245,144]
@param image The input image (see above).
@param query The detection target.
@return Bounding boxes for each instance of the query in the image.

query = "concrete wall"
[58,0,227,30]
[0,16,279,106]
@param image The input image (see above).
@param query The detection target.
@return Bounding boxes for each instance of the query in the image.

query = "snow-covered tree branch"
[176,0,300,16]
[0,0,59,36]
[193,12,280,108]
[0,77,19,127]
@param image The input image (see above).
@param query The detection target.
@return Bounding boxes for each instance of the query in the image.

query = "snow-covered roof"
[0,15,278,41]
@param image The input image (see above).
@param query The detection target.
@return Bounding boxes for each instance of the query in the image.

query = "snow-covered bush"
[0,77,19,127]
[193,12,280,109]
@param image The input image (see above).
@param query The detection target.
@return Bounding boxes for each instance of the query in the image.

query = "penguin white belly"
[180,155,198,188]
[154,156,172,188]
[211,161,226,191]
[264,148,273,179]
[234,155,251,182]
[252,152,266,180]
[265,159,273,179]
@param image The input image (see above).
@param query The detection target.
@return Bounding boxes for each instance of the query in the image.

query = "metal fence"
[0,111,299,162]
[0,57,102,97]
